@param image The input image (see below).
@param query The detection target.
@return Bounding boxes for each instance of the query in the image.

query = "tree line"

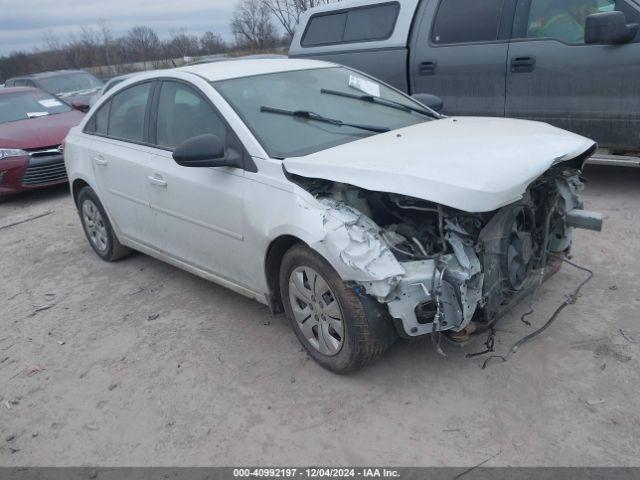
[0,0,338,82]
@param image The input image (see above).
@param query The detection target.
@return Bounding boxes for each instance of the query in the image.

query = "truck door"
[506,0,640,151]
[410,0,515,117]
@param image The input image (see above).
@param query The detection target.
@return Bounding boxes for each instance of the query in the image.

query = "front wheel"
[77,187,131,262]
[279,244,396,373]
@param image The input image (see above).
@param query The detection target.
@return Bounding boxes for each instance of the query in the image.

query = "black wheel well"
[72,179,90,205]
[265,235,303,314]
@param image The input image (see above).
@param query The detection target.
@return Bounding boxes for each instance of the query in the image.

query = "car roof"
[178,58,335,82]
[0,86,39,95]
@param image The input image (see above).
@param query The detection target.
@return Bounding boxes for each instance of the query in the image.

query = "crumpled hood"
[283,117,595,212]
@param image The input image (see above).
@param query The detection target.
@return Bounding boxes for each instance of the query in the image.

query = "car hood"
[283,117,596,212]
[0,110,84,149]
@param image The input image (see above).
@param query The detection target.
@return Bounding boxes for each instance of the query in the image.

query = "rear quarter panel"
[64,127,96,196]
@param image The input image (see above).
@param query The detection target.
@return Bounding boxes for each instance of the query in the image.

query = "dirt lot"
[1,165,639,467]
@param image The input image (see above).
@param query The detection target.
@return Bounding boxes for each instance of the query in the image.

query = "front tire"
[279,244,396,373]
[77,187,131,262]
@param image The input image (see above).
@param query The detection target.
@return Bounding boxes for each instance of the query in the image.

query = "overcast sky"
[0,0,236,56]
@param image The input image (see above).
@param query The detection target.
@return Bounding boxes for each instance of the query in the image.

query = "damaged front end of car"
[294,160,602,341]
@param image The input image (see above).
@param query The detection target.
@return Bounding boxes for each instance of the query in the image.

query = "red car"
[0,87,84,200]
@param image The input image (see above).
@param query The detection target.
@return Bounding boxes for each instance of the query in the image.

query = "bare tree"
[97,19,113,69]
[231,0,278,50]
[126,25,161,68]
[200,31,227,54]
[167,28,200,59]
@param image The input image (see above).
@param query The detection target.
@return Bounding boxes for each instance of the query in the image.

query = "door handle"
[511,56,536,73]
[93,156,108,166]
[419,61,437,76]
[147,174,167,188]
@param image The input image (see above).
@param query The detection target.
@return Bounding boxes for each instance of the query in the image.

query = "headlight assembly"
[0,148,28,160]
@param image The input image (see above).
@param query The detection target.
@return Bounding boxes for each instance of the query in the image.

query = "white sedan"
[64,59,601,372]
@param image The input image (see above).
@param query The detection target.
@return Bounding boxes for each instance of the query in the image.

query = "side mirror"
[585,11,639,45]
[172,134,243,168]
[71,100,90,113]
[411,93,444,113]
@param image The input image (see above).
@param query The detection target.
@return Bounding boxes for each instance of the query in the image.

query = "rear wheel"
[77,187,131,262]
[279,244,396,373]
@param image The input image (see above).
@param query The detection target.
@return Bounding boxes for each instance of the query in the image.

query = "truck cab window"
[526,0,616,44]
[432,0,505,44]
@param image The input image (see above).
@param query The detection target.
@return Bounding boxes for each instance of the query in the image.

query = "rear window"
[37,72,103,97]
[302,3,400,47]
[432,0,505,45]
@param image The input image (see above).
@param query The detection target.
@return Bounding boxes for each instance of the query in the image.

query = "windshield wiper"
[320,88,440,119]
[260,106,390,134]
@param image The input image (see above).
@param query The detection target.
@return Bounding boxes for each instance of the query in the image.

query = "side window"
[344,4,400,42]
[13,79,28,87]
[302,12,347,46]
[155,81,230,150]
[107,82,152,142]
[432,0,505,44]
[302,3,400,47]
[85,100,111,135]
[526,0,616,44]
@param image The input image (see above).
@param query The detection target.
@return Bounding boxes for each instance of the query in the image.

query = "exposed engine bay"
[293,163,603,339]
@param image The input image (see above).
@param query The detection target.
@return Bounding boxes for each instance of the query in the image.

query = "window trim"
[82,80,155,148]
[301,1,401,48]
[429,0,510,47]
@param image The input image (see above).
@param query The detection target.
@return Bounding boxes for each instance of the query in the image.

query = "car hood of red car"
[0,110,84,149]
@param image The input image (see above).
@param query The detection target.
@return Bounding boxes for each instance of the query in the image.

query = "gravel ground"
[0,165,639,467]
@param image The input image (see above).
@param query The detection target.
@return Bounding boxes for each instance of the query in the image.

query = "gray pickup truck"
[289,0,640,166]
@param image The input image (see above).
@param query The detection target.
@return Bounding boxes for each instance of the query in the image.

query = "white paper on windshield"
[38,99,63,108]
[348,75,381,98]
[27,112,50,118]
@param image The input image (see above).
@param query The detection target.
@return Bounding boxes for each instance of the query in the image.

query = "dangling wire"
[481,255,594,369]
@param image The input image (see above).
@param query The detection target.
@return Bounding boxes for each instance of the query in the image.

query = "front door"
[506,0,640,150]
[411,0,514,117]
[144,80,249,283]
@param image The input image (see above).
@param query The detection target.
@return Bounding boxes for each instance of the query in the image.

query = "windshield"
[213,67,432,158]
[0,90,72,124]
[38,72,103,96]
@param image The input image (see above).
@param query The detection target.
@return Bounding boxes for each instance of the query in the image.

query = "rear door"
[411,0,516,116]
[506,0,640,150]
[144,79,249,282]
[86,81,157,244]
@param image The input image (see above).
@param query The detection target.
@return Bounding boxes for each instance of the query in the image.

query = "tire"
[279,244,397,373]
[77,186,131,262]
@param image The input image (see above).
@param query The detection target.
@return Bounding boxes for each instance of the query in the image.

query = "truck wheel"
[279,244,396,373]
[77,187,131,262]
